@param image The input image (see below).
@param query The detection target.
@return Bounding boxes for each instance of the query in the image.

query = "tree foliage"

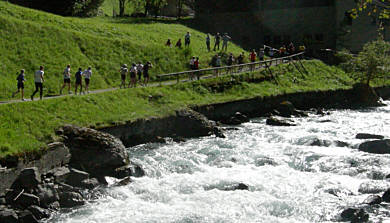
[337,39,390,85]
[8,0,104,17]
[354,0,390,19]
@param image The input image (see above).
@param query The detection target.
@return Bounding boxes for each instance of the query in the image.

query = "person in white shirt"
[31,66,45,101]
[60,64,71,95]
[83,67,92,93]
[120,64,128,89]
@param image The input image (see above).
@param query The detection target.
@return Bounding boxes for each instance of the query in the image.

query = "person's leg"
[68,82,71,93]
[39,83,43,100]
[79,83,83,95]
[21,88,24,100]
[31,83,38,100]
[60,82,65,94]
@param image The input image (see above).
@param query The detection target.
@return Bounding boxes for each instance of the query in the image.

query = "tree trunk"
[119,0,125,17]
[177,0,183,19]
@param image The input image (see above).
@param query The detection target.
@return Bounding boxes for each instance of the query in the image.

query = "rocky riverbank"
[1,85,390,222]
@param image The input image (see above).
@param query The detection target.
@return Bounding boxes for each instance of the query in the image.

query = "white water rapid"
[47,102,390,223]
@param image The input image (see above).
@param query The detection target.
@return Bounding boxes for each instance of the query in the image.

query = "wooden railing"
[156,52,305,85]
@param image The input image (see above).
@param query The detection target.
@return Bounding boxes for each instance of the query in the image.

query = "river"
[46,102,390,223]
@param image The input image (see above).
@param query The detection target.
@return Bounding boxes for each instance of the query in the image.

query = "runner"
[31,66,44,101]
[60,64,71,95]
[12,69,26,101]
[83,67,92,94]
[143,61,152,86]
[119,64,128,89]
[215,55,222,77]
[185,32,191,47]
[137,62,144,84]
[129,63,137,88]
[74,67,83,95]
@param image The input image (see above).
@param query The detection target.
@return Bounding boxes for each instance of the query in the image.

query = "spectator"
[166,39,172,47]
[189,56,195,80]
[60,64,71,95]
[83,67,92,94]
[206,34,211,51]
[74,67,83,95]
[12,69,26,101]
[249,49,257,71]
[288,42,296,54]
[194,57,200,80]
[214,33,221,51]
[222,33,231,51]
[143,61,152,86]
[119,64,128,89]
[237,52,245,72]
[129,63,137,88]
[137,62,144,83]
[227,53,235,73]
[185,32,191,47]
[215,55,222,76]
[175,39,182,48]
[258,48,264,61]
[31,66,44,101]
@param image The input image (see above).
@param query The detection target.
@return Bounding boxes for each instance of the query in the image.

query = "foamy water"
[46,102,390,223]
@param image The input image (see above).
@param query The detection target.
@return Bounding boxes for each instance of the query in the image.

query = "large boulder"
[59,192,85,208]
[382,188,390,202]
[35,184,59,208]
[350,83,382,106]
[221,112,250,125]
[62,125,129,177]
[28,205,50,220]
[356,133,385,140]
[363,195,382,205]
[340,208,369,223]
[18,210,38,223]
[12,168,41,190]
[266,116,296,127]
[6,191,40,208]
[0,209,18,223]
[274,101,308,118]
[358,140,390,154]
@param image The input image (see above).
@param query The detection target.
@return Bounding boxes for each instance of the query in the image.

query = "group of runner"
[119,62,153,89]
[12,65,92,101]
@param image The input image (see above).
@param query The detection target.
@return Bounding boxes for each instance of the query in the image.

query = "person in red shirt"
[194,57,200,80]
[249,49,257,71]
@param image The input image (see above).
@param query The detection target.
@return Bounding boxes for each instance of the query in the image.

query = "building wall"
[195,0,386,52]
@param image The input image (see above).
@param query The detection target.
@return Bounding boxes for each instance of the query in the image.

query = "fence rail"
[156,52,305,85]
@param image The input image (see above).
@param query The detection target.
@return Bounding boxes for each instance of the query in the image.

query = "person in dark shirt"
[214,33,221,51]
[74,68,83,95]
[143,61,152,86]
[12,69,26,101]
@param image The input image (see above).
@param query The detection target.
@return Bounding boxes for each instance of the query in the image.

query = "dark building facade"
[196,0,389,53]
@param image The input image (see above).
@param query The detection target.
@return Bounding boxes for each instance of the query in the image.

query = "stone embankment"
[1,85,390,222]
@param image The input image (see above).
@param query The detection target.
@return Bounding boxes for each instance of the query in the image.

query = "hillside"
[0,60,359,158]
[0,1,245,100]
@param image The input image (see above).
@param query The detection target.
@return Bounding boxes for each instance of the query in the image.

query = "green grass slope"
[0,1,245,100]
[0,60,358,158]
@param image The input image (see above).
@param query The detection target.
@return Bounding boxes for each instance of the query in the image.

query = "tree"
[119,0,127,17]
[8,0,104,17]
[337,38,390,86]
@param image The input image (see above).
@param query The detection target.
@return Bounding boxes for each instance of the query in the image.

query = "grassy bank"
[0,1,245,100]
[0,60,366,158]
